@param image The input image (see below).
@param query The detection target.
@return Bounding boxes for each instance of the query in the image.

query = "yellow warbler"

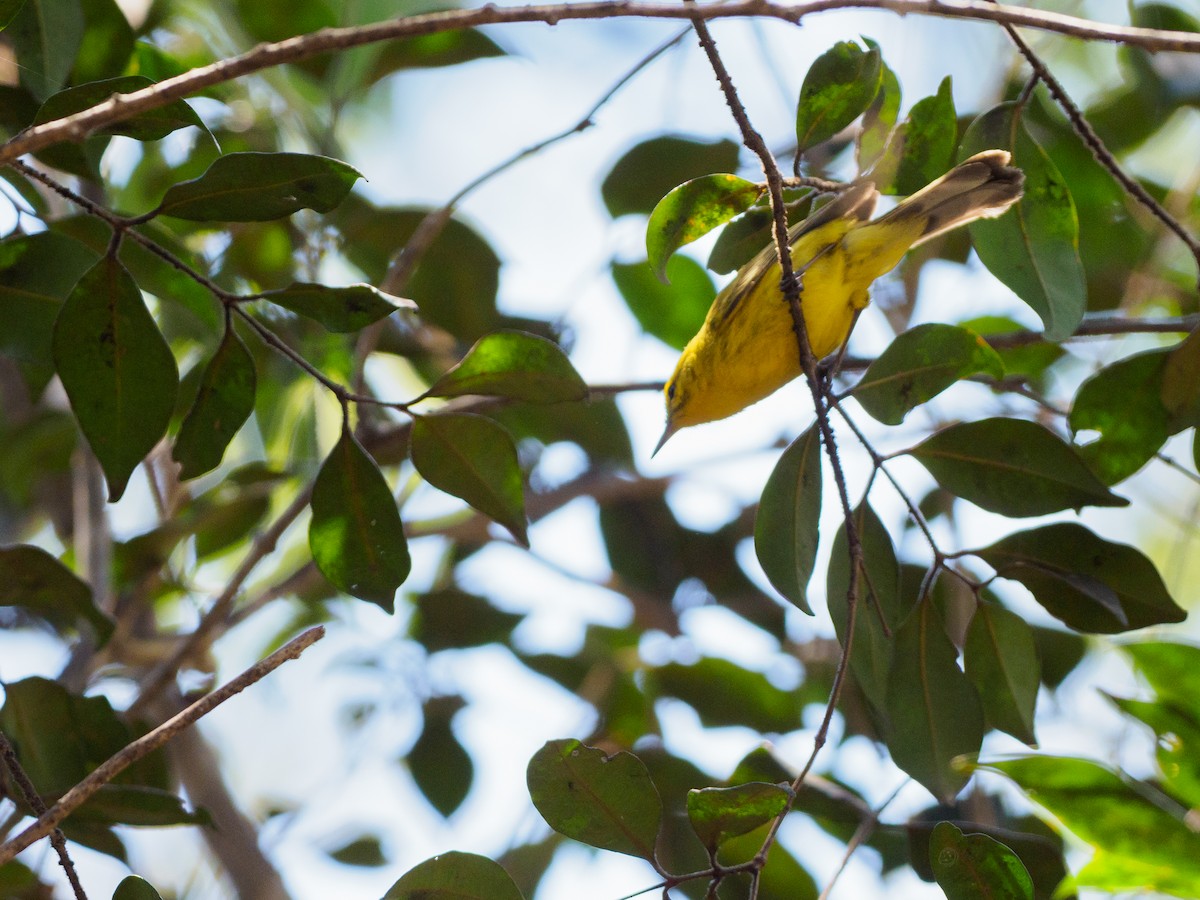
[655,150,1024,453]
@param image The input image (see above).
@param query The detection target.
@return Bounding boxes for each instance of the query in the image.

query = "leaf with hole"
[410,414,527,544]
[527,739,661,859]
[52,255,179,501]
[309,426,410,612]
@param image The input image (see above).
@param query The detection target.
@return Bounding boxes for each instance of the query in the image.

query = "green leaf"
[930,821,1034,900]
[964,602,1039,744]
[1108,693,1200,809]
[882,76,957,195]
[34,76,206,142]
[645,174,761,281]
[113,875,164,900]
[649,657,800,732]
[706,196,814,275]
[975,522,1185,633]
[52,255,179,501]
[686,783,791,852]
[327,835,387,867]
[857,45,901,171]
[263,281,414,333]
[0,0,26,32]
[409,414,527,545]
[410,588,523,652]
[612,255,715,351]
[827,502,906,713]
[908,418,1128,517]
[155,152,362,221]
[854,323,1004,425]
[754,423,822,614]
[601,136,741,218]
[309,426,410,611]
[526,739,661,859]
[408,696,473,817]
[961,103,1086,342]
[173,325,256,480]
[886,599,985,802]
[980,756,1200,896]
[0,544,112,643]
[424,330,586,403]
[383,851,524,900]
[1123,642,1200,711]
[367,28,504,80]
[7,0,84,99]
[795,41,882,152]
[72,0,134,85]
[75,784,207,827]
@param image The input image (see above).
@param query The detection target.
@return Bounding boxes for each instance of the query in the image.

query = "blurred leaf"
[527,739,661,859]
[1030,625,1086,690]
[720,825,819,899]
[0,0,25,31]
[882,76,957,195]
[383,851,523,900]
[602,136,741,218]
[52,255,179,501]
[74,784,207,827]
[1123,642,1200,710]
[858,44,901,171]
[645,174,761,281]
[410,413,527,544]
[424,330,586,403]
[327,835,387,867]
[264,282,414,333]
[410,588,522,652]
[754,423,821,613]
[191,466,282,559]
[886,599,985,802]
[649,657,799,732]
[34,76,206,142]
[612,255,714,351]
[707,195,814,275]
[961,103,1086,342]
[976,522,1184,633]
[958,315,1064,387]
[156,152,362,221]
[908,418,1127,517]
[687,782,790,852]
[112,875,163,900]
[0,544,112,643]
[827,501,906,713]
[1108,693,1200,809]
[369,29,505,81]
[854,323,1004,425]
[309,425,410,611]
[493,394,633,465]
[7,0,84,99]
[173,324,256,480]
[930,821,1034,900]
[407,696,473,817]
[795,41,882,152]
[72,0,134,84]
[964,602,1039,744]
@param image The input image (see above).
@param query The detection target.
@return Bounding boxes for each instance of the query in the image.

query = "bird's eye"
[666,381,676,401]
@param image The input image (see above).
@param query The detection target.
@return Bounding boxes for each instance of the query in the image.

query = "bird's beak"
[652,420,678,457]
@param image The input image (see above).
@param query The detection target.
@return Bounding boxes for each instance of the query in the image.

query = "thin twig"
[0,627,324,866]
[0,731,88,899]
[816,781,906,900]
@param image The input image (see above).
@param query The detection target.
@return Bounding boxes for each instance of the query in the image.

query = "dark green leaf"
[882,76,957,195]
[795,41,882,152]
[384,851,523,900]
[975,522,1185,633]
[410,414,527,545]
[424,330,585,403]
[408,696,473,817]
[0,0,25,31]
[686,782,791,852]
[75,784,207,827]
[908,418,1127,516]
[327,835,387,867]
[707,195,814,275]
[645,173,761,281]
[827,502,905,713]
[964,603,1039,744]
[649,657,799,732]
[854,323,1003,425]
[34,76,206,142]
[718,826,819,900]
[754,423,821,613]
[930,821,1034,900]
[857,45,901,171]
[601,136,741,218]
[1160,328,1200,430]
[156,152,362,221]
[7,0,84,99]
[173,325,256,479]
[410,588,522,652]
[370,29,504,80]
[52,255,179,501]
[113,875,164,900]
[961,103,1086,342]
[72,0,134,84]
[0,544,112,643]
[886,600,985,802]
[612,255,715,350]
[526,739,661,859]
[263,281,414,333]
[309,426,410,611]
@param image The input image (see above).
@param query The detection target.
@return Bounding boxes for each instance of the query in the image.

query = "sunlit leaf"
[383,851,524,900]
[424,330,585,403]
[687,782,791,852]
[263,282,414,333]
[795,41,882,152]
[526,739,661,859]
[52,255,179,501]
[930,821,1034,900]
[173,324,256,480]
[882,76,957,195]
[646,174,761,281]
[754,423,821,613]
[857,43,900,171]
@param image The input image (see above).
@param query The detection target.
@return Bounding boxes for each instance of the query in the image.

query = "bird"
[654,149,1025,454]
